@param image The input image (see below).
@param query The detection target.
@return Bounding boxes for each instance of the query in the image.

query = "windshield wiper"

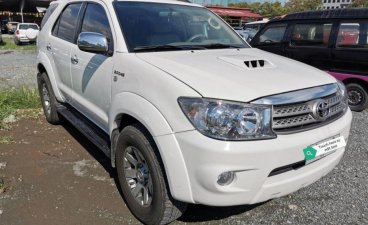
[133,45,205,52]
[198,43,241,49]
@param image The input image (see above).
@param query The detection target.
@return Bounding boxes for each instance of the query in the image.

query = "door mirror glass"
[77,32,108,53]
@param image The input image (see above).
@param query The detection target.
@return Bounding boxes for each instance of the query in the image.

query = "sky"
[192,0,287,6]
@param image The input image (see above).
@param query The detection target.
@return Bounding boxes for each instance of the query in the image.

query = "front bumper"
[173,109,352,206]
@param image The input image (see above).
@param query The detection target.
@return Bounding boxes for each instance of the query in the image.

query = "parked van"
[251,9,368,111]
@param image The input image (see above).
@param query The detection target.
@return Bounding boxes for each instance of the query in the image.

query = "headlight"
[178,97,276,141]
[337,81,348,111]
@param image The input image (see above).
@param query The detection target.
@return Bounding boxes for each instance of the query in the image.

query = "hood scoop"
[218,55,274,70]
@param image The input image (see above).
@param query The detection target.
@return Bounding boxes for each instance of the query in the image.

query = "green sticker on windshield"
[303,146,317,161]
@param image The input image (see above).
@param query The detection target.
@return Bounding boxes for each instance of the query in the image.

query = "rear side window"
[19,24,39,30]
[336,23,365,48]
[41,3,59,29]
[80,3,113,51]
[52,3,82,43]
[291,23,332,47]
[255,24,287,44]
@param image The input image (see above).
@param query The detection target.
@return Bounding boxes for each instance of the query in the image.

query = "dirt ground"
[0,116,140,225]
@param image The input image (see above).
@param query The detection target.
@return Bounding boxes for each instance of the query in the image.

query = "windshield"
[114,2,248,52]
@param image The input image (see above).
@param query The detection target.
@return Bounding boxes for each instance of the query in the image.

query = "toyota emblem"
[312,100,330,121]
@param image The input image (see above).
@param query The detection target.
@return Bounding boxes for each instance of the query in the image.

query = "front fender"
[109,92,194,203]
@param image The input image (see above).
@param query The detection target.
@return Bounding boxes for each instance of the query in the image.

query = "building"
[0,0,52,31]
[320,0,353,9]
[206,6,263,27]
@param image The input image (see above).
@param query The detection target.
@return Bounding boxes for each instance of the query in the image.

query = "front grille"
[273,92,346,133]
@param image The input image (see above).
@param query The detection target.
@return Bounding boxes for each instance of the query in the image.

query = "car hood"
[136,48,336,102]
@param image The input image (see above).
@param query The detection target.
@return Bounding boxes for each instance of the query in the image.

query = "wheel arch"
[37,51,64,102]
[109,92,194,203]
[342,77,368,91]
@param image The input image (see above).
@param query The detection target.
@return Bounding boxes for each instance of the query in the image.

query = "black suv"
[251,8,368,111]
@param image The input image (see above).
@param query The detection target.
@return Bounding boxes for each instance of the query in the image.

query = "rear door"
[250,23,288,56]
[70,2,115,131]
[49,3,83,102]
[284,21,334,71]
[330,20,368,75]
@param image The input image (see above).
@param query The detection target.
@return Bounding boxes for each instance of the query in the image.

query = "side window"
[80,3,113,51]
[40,3,59,30]
[256,24,287,44]
[52,3,82,43]
[291,23,332,47]
[336,23,362,48]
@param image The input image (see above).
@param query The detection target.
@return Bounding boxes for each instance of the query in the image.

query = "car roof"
[273,8,368,22]
[56,0,199,6]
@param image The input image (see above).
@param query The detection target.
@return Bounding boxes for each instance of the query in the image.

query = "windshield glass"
[114,2,248,52]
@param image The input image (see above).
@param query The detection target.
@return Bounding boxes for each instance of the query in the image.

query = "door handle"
[46,43,51,51]
[71,55,79,64]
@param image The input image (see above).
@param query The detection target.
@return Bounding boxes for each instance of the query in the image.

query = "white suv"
[13,23,39,45]
[37,1,352,224]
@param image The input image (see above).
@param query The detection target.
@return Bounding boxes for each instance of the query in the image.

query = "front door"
[70,2,115,132]
[250,23,288,56]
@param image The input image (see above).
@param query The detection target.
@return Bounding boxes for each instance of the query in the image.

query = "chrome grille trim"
[253,84,347,133]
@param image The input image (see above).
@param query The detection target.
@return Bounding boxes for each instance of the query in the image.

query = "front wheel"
[346,83,368,112]
[116,124,187,225]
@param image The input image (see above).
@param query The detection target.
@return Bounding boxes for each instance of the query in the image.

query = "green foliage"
[0,37,36,51]
[285,0,322,14]
[0,88,41,129]
[228,0,344,18]
[351,0,368,7]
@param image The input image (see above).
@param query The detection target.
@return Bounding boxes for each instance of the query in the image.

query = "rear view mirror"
[77,32,108,54]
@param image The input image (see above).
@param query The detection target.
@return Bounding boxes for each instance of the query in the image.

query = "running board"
[57,104,111,158]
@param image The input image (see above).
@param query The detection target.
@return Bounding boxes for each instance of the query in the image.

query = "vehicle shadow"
[61,121,266,223]
[179,203,264,222]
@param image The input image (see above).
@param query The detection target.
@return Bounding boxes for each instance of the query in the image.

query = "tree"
[351,0,368,7]
[284,0,322,14]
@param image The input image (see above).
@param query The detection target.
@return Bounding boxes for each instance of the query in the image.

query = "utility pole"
[20,0,25,23]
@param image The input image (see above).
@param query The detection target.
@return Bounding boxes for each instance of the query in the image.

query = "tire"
[346,83,368,112]
[116,124,187,225]
[37,72,61,124]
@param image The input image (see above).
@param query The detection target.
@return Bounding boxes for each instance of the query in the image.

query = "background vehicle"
[243,20,268,32]
[6,21,18,34]
[37,1,351,225]
[250,8,368,111]
[1,20,8,34]
[13,23,39,45]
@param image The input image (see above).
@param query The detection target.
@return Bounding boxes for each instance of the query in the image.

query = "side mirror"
[77,32,108,54]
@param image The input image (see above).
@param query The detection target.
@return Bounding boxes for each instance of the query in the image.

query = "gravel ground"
[0,111,366,225]
[0,49,37,90]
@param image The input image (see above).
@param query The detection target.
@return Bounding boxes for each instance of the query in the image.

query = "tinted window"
[53,3,82,43]
[41,3,59,29]
[291,23,332,47]
[257,24,286,44]
[19,24,39,30]
[80,3,113,50]
[337,23,362,48]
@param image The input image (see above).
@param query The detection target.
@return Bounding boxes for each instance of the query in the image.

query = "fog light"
[217,171,235,186]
